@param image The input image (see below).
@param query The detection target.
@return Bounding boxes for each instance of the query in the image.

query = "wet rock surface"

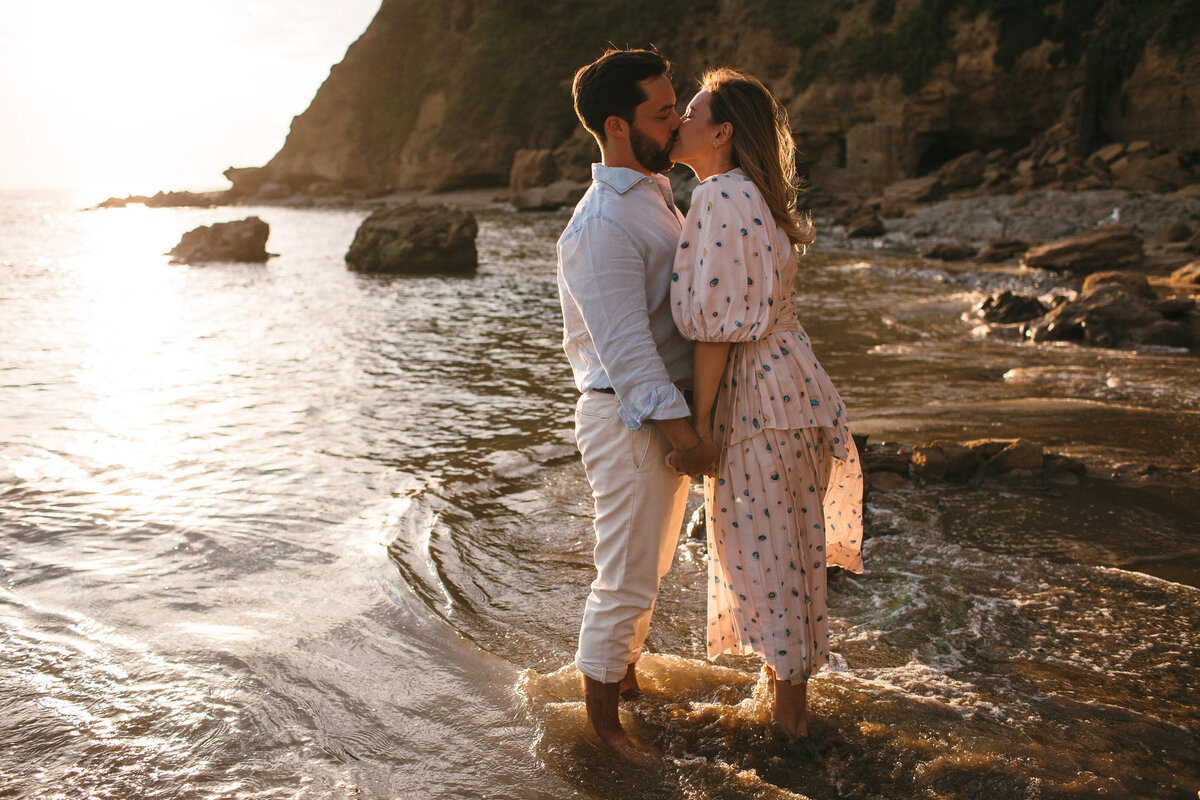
[977,291,1050,324]
[345,202,477,274]
[863,435,1198,492]
[1021,227,1145,274]
[1018,285,1198,350]
[168,217,270,264]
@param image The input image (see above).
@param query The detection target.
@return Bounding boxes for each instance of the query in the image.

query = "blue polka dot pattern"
[669,167,864,683]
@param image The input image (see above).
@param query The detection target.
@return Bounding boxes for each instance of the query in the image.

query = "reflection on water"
[1,190,1197,798]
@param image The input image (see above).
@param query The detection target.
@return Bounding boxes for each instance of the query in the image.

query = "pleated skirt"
[703,424,863,683]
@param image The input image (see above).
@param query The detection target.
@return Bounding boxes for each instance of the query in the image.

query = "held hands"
[666,437,719,478]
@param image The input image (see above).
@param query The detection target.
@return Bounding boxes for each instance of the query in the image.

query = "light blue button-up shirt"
[557,163,693,430]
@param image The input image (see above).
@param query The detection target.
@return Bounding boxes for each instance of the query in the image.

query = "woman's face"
[669,89,719,168]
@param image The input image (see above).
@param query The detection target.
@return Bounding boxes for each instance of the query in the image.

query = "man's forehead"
[638,75,676,109]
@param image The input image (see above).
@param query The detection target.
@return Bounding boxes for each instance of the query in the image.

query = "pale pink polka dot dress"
[671,169,864,683]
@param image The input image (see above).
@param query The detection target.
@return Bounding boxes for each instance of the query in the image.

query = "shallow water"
[1,189,1197,798]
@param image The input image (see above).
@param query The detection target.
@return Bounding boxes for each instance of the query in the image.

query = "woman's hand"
[666,439,720,478]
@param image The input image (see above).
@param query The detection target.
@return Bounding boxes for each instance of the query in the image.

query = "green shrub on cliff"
[782,0,1197,107]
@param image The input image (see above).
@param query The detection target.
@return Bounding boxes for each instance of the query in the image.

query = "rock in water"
[880,176,943,217]
[1081,271,1155,300]
[345,202,477,274]
[169,217,270,263]
[1021,284,1196,349]
[845,210,885,238]
[977,291,1048,323]
[1021,226,1144,274]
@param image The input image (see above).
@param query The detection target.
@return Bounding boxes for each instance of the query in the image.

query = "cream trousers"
[573,391,690,684]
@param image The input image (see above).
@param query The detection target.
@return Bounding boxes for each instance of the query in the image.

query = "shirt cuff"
[618,383,691,431]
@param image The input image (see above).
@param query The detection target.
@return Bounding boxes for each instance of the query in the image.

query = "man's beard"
[630,124,675,174]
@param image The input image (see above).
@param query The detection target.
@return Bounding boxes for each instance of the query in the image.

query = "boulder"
[936,150,987,190]
[922,242,977,261]
[1021,284,1196,349]
[846,210,885,238]
[911,445,948,479]
[989,439,1043,472]
[1170,260,1200,288]
[1043,453,1087,476]
[913,441,980,479]
[1081,271,1156,300]
[863,449,910,474]
[1021,226,1144,274]
[1153,296,1196,318]
[975,238,1029,263]
[1092,143,1126,163]
[881,176,943,217]
[977,290,1049,323]
[509,180,589,212]
[1159,222,1192,243]
[345,202,477,274]
[552,133,597,184]
[964,439,1015,460]
[509,148,559,193]
[868,471,908,492]
[168,217,270,264]
[1110,151,1194,193]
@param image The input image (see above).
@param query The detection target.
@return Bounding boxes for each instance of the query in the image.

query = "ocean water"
[1,188,1197,799]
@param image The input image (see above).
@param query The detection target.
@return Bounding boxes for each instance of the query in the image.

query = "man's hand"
[666,439,719,478]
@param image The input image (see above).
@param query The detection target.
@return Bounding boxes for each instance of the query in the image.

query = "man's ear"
[604,115,628,142]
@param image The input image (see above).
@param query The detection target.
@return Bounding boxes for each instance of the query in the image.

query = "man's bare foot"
[582,674,661,765]
[618,662,641,699]
[771,673,809,739]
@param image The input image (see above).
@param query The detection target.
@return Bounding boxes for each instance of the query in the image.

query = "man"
[556,48,719,761]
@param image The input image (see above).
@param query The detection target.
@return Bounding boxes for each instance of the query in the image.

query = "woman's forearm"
[692,341,730,438]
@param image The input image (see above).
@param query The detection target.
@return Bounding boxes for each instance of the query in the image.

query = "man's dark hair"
[572,48,671,143]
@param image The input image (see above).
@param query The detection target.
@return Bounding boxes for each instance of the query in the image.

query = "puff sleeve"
[671,174,786,342]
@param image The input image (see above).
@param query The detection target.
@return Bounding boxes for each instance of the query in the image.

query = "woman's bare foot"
[582,674,661,765]
[771,672,809,739]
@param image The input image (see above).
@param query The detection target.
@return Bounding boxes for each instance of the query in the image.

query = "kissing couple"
[556,48,865,762]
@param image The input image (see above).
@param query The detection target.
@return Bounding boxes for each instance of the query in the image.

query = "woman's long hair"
[701,68,815,249]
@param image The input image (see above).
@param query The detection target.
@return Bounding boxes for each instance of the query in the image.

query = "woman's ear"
[710,121,729,148]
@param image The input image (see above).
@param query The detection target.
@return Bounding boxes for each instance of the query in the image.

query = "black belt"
[589,386,694,404]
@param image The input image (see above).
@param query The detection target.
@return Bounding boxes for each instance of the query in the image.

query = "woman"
[668,68,864,740]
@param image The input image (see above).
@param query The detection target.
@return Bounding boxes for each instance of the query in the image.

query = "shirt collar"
[592,162,660,194]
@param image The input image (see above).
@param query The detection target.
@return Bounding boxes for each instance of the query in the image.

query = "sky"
[0,0,382,195]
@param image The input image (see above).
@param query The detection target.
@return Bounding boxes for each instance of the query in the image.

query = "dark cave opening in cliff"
[914,135,973,177]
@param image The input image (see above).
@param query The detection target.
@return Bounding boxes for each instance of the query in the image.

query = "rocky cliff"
[226,0,1199,200]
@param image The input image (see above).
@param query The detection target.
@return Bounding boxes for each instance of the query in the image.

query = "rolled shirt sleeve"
[559,215,690,429]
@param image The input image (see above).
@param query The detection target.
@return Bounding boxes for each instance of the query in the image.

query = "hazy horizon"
[0,0,381,196]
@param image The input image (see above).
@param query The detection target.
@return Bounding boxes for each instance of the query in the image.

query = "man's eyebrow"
[657,103,675,113]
